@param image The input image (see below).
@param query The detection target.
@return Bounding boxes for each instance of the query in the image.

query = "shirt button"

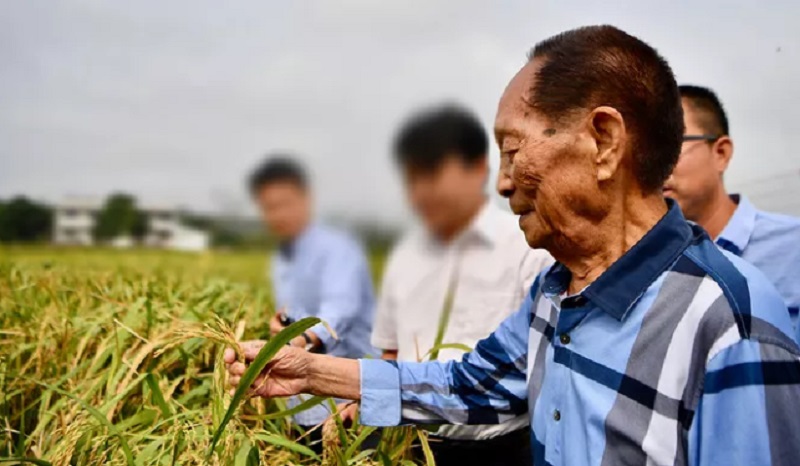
[559,333,571,345]
[553,409,561,421]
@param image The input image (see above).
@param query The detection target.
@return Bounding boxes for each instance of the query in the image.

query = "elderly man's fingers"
[223,347,237,364]
[241,340,266,360]
[229,361,247,376]
[228,375,240,387]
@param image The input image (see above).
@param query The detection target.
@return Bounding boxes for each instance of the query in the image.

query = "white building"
[52,198,99,246]
[53,198,210,251]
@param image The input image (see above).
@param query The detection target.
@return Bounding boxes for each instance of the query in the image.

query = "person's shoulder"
[751,208,800,245]
[682,233,795,346]
[314,223,366,255]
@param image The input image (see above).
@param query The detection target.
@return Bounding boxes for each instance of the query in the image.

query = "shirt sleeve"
[309,239,371,351]
[370,249,399,351]
[360,292,533,426]
[688,338,800,466]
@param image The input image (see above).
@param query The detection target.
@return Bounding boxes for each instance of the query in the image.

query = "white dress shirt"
[371,201,553,439]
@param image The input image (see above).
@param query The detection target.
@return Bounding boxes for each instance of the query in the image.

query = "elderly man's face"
[494,61,608,249]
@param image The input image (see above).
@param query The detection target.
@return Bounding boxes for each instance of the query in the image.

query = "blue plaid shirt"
[716,195,800,333]
[359,202,800,465]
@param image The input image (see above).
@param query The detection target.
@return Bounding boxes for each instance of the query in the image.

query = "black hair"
[528,25,684,193]
[393,104,488,171]
[248,155,308,196]
[678,85,729,136]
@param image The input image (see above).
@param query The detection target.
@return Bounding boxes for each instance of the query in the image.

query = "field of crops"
[0,246,431,466]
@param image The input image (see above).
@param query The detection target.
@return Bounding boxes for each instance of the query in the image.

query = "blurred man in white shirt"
[364,104,551,465]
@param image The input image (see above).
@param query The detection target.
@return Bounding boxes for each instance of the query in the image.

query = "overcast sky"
[2,0,799,224]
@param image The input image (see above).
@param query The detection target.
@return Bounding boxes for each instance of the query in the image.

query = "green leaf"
[171,430,185,466]
[347,449,376,465]
[422,343,472,360]
[0,459,52,466]
[344,426,377,460]
[113,408,157,432]
[206,317,321,460]
[145,373,172,418]
[417,430,436,466]
[327,398,349,450]
[428,271,459,361]
[25,378,135,466]
[234,439,259,466]
[243,395,325,420]
[253,433,320,460]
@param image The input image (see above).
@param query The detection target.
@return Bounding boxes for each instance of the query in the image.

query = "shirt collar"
[424,200,501,248]
[541,199,693,321]
[717,194,756,255]
[465,200,502,246]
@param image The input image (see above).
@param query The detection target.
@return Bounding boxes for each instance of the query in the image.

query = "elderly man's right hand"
[224,339,363,401]
[224,341,311,398]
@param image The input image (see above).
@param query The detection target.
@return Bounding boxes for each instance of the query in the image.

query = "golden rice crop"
[0,247,425,465]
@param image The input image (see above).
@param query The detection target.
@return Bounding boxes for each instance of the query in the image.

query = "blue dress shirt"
[272,223,377,424]
[359,201,800,466]
[716,195,800,332]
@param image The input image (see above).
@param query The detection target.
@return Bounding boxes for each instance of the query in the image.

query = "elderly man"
[228,26,800,465]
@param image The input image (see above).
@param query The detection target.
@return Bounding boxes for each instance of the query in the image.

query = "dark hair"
[678,85,729,136]
[248,155,308,195]
[527,25,684,193]
[393,104,488,171]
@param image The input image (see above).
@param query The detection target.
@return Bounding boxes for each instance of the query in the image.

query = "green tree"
[0,196,53,242]
[94,193,142,241]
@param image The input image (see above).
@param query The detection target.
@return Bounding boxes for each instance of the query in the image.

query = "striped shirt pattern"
[715,194,800,332]
[359,202,800,466]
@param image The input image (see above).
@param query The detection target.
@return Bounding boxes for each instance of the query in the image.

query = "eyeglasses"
[682,134,721,142]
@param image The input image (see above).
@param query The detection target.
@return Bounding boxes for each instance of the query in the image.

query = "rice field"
[0,246,430,465]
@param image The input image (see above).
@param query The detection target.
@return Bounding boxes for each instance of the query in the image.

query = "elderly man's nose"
[496,172,514,198]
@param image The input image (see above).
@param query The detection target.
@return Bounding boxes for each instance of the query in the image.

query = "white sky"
[2,0,799,224]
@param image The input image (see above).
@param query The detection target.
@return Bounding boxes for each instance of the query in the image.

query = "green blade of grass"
[416,430,436,466]
[0,459,53,466]
[428,270,459,361]
[252,433,320,460]
[242,394,325,421]
[206,316,321,460]
[344,426,377,459]
[144,373,172,418]
[422,343,472,360]
[21,378,136,466]
[327,398,349,450]
[234,439,257,466]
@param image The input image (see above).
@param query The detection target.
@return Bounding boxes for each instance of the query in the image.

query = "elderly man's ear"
[587,106,627,183]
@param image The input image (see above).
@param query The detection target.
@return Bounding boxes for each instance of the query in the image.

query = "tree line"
[0,194,148,243]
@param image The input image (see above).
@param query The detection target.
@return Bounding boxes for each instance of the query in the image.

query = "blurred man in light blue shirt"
[248,155,376,437]
[665,85,800,335]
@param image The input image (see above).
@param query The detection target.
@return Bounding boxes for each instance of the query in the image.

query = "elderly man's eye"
[502,149,519,159]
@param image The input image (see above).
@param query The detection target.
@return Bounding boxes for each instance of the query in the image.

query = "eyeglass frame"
[682,134,722,142]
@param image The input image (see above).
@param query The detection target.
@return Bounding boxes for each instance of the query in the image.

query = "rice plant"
[0,247,427,465]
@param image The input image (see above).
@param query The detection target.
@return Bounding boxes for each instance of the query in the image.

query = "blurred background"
[1,0,798,251]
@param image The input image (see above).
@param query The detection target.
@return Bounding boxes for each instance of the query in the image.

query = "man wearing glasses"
[664,85,800,339]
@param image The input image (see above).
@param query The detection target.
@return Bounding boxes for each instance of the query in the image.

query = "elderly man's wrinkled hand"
[223,341,311,398]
